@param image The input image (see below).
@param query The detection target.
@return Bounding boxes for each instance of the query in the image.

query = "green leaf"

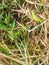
[0,3,2,9]
[5,13,10,25]
[31,11,43,23]
[12,20,15,29]
[10,19,15,31]
[14,31,22,37]
[0,3,8,9]
[8,20,16,39]
[4,4,8,8]
[17,0,21,4]
[8,45,15,49]
[0,23,7,30]
[0,14,3,21]
[0,44,10,55]
[8,31,13,38]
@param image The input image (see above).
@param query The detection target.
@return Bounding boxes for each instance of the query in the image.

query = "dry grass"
[0,0,49,65]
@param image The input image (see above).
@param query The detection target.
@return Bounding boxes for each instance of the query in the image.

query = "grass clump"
[0,0,49,65]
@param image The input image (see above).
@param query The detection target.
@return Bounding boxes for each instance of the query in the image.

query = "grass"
[0,0,49,65]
